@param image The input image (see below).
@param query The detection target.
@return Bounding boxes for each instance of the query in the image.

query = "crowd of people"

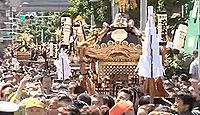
[0,50,200,115]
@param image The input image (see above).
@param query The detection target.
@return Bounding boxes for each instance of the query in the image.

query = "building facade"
[0,0,8,38]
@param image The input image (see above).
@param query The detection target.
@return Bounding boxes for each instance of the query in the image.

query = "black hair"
[68,105,81,115]
[175,92,195,111]
[102,94,115,109]
[138,95,151,106]
[118,88,133,102]
[73,100,88,109]
[77,93,91,106]
[179,74,189,82]
[92,94,103,101]
[193,50,198,56]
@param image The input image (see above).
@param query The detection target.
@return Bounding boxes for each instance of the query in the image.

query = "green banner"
[184,10,199,54]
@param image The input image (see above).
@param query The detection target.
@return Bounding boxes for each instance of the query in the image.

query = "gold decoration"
[111,29,128,42]
[30,43,36,48]
[119,0,126,12]
[118,0,137,12]
[74,15,86,26]
[74,15,83,22]
[130,0,137,9]
[85,41,142,62]
[19,33,33,42]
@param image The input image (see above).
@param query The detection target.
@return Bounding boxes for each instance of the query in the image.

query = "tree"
[158,0,191,14]
[17,13,64,44]
[67,0,109,26]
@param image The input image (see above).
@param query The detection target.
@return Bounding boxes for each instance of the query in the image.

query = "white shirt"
[189,58,199,80]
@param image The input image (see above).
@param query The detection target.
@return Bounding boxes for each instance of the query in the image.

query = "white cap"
[0,101,19,112]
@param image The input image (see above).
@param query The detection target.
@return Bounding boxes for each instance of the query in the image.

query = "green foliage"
[67,0,92,19]
[148,0,191,14]
[164,51,192,77]
[166,0,191,14]
[68,0,110,26]
[66,0,192,27]
[18,13,63,44]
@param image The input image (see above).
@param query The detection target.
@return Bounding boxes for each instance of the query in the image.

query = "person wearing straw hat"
[19,97,46,115]
[0,101,19,115]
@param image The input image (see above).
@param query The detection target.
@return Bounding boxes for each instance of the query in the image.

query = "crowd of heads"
[0,52,200,115]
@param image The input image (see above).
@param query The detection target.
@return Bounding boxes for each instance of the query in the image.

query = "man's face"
[42,77,52,89]
[48,97,59,115]
[26,107,46,115]
[26,83,39,96]
[91,96,103,108]
[116,92,131,103]
[173,97,189,113]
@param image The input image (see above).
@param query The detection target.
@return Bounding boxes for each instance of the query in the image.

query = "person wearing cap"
[0,101,19,115]
[109,100,134,115]
[189,50,199,81]
[19,97,46,115]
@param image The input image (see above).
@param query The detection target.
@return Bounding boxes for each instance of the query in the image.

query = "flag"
[54,48,72,80]
[184,0,199,54]
[137,6,164,78]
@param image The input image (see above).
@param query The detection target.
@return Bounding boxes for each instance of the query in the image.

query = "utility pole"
[140,0,147,32]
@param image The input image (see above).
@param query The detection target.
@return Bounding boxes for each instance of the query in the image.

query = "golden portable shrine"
[67,13,168,97]
[63,12,143,95]
[16,32,34,60]
[14,32,49,68]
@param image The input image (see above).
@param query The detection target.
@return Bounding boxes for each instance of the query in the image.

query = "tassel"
[119,0,126,12]
[130,0,137,9]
